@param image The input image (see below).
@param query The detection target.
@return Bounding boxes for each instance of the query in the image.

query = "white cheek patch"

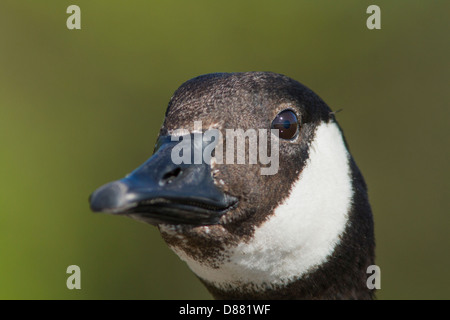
[172,121,353,290]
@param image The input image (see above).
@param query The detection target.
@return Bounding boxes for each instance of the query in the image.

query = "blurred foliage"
[0,0,448,299]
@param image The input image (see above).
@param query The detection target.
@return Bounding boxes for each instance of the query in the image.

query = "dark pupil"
[271,110,298,139]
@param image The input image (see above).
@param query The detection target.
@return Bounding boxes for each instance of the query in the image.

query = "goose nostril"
[161,167,182,185]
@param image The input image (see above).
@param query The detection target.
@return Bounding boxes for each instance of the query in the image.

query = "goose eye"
[271,110,299,140]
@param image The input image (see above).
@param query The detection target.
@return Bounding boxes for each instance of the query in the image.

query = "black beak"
[89,135,237,226]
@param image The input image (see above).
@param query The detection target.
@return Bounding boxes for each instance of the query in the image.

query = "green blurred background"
[0,0,448,299]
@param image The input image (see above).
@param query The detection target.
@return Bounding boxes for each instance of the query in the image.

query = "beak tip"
[89,181,129,213]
